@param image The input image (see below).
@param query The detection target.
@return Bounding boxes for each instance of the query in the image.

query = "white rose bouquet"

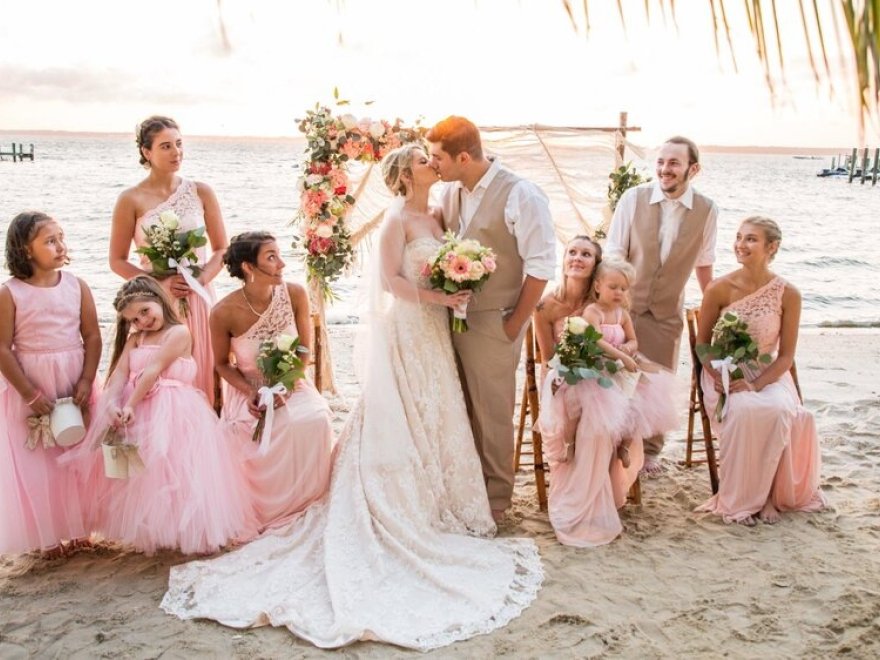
[548,316,621,394]
[251,334,309,452]
[425,232,497,332]
[695,311,772,421]
[135,210,209,317]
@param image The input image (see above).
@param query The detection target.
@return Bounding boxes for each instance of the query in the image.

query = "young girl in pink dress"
[0,212,101,556]
[79,276,257,555]
[211,232,333,530]
[108,116,228,405]
[696,217,825,525]
[581,259,679,468]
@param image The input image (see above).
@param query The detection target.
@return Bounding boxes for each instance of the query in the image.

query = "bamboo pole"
[848,148,857,182]
[860,148,869,184]
[872,148,879,186]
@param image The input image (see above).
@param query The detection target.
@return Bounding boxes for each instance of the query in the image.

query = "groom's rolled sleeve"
[505,181,556,280]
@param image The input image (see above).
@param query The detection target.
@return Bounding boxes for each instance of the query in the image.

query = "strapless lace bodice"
[230,285,297,386]
[402,236,441,286]
[722,276,786,357]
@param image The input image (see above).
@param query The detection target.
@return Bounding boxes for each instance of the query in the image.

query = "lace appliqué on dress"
[241,285,296,343]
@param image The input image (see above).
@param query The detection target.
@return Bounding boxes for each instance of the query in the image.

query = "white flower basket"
[50,397,85,447]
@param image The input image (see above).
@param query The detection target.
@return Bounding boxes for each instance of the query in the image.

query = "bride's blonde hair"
[381,144,424,197]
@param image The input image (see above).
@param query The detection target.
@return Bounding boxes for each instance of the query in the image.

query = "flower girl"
[0,211,101,556]
[80,276,256,555]
[581,258,679,465]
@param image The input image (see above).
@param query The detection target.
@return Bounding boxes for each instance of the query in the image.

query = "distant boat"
[816,166,852,177]
[793,155,824,160]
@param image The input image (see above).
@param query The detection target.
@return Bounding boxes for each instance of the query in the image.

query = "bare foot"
[758,501,781,524]
[640,456,665,477]
[617,445,631,468]
[735,515,757,527]
[491,509,506,524]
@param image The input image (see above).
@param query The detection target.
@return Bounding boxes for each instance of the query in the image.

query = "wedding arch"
[294,102,644,392]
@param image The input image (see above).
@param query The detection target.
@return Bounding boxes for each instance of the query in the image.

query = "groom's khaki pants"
[453,309,526,512]
[631,309,684,457]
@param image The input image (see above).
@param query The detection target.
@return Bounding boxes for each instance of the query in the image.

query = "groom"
[428,116,556,521]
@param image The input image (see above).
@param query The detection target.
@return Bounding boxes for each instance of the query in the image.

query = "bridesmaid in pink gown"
[0,212,101,556]
[108,116,228,405]
[78,276,257,554]
[211,232,333,530]
[534,239,643,547]
[696,216,826,525]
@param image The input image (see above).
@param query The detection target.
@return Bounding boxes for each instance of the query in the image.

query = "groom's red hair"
[427,116,483,159]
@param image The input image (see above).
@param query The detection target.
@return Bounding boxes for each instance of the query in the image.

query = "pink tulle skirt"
[222,380,333,530]
[76,378,258,555]
[537,375,643,547]
[625,369,680,439]
[0,348,96,554]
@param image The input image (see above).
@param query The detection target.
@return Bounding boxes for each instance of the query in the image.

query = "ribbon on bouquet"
[26,415,56,450]
[167,257,212,307]
[710,356,739,420]
[256,383,287,456]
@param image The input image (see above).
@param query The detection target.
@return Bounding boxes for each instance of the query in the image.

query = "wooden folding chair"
[514,321,641,509]
[683,308,720,493]
[514,322,548,510]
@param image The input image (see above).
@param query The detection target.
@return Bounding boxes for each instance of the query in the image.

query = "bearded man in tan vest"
[605,136,718,475]
[428,117,556,521]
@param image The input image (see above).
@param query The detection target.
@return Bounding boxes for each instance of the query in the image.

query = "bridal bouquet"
[548,316,621,394]
[135,210,209,317]
[695,311,772,421]
[252,334,309,454]
[424,232,497,332]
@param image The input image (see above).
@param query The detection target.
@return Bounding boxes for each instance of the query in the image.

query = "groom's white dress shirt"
[451,159,556,281]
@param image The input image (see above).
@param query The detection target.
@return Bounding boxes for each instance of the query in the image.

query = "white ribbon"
[256,383,287,456]
[167,257,212,307]
[711,356,739,420]
[452,300,468,321]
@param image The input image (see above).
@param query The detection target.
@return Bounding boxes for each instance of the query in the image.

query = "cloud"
[0,65,223,105]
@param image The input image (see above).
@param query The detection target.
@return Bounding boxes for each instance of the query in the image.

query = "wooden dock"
[0,143,35,162]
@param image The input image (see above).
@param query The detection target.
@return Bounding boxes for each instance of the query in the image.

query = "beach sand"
[2,328,878,659]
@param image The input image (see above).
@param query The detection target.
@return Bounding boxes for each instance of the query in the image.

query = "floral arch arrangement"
[296,96,426,300]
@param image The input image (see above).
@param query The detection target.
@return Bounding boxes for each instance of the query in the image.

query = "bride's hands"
[433,289,472,309]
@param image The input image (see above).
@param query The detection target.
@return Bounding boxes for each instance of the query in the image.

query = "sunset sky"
[0,0,876,147]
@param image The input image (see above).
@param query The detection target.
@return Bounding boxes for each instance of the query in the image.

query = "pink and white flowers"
[295,101,425,300]
[425,233,498,332]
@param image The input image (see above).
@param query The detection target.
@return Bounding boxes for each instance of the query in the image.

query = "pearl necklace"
[242,287,271,318]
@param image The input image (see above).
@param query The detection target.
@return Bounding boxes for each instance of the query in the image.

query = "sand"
[2,327,879,659]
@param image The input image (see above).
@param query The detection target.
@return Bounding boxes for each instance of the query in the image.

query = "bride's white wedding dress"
[161,236,542,651]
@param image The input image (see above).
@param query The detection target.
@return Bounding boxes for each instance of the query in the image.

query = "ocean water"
[0,131,877,328]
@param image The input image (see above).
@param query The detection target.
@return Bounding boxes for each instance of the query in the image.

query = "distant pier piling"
[0,143,35,162]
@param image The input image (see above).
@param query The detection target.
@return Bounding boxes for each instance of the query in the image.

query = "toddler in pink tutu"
[79,276,257,555]
[0,211,101,557]
[581,259,679,468]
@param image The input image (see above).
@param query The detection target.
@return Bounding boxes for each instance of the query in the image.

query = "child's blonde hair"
[108,276,182,375]
[594,258,636,308]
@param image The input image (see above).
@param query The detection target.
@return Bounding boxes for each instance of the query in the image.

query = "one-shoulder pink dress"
[697,277,826,522]
[0,272,96,553]
[134,179,216,405]
[223,284,333,530]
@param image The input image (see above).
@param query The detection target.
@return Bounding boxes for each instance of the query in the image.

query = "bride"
[161,144,543,651]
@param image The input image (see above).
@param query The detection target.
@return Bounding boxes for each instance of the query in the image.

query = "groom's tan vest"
[442,167,523,312]
[629,185,713,320]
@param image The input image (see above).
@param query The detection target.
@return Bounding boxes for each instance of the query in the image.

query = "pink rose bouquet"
[425,232,497,332]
